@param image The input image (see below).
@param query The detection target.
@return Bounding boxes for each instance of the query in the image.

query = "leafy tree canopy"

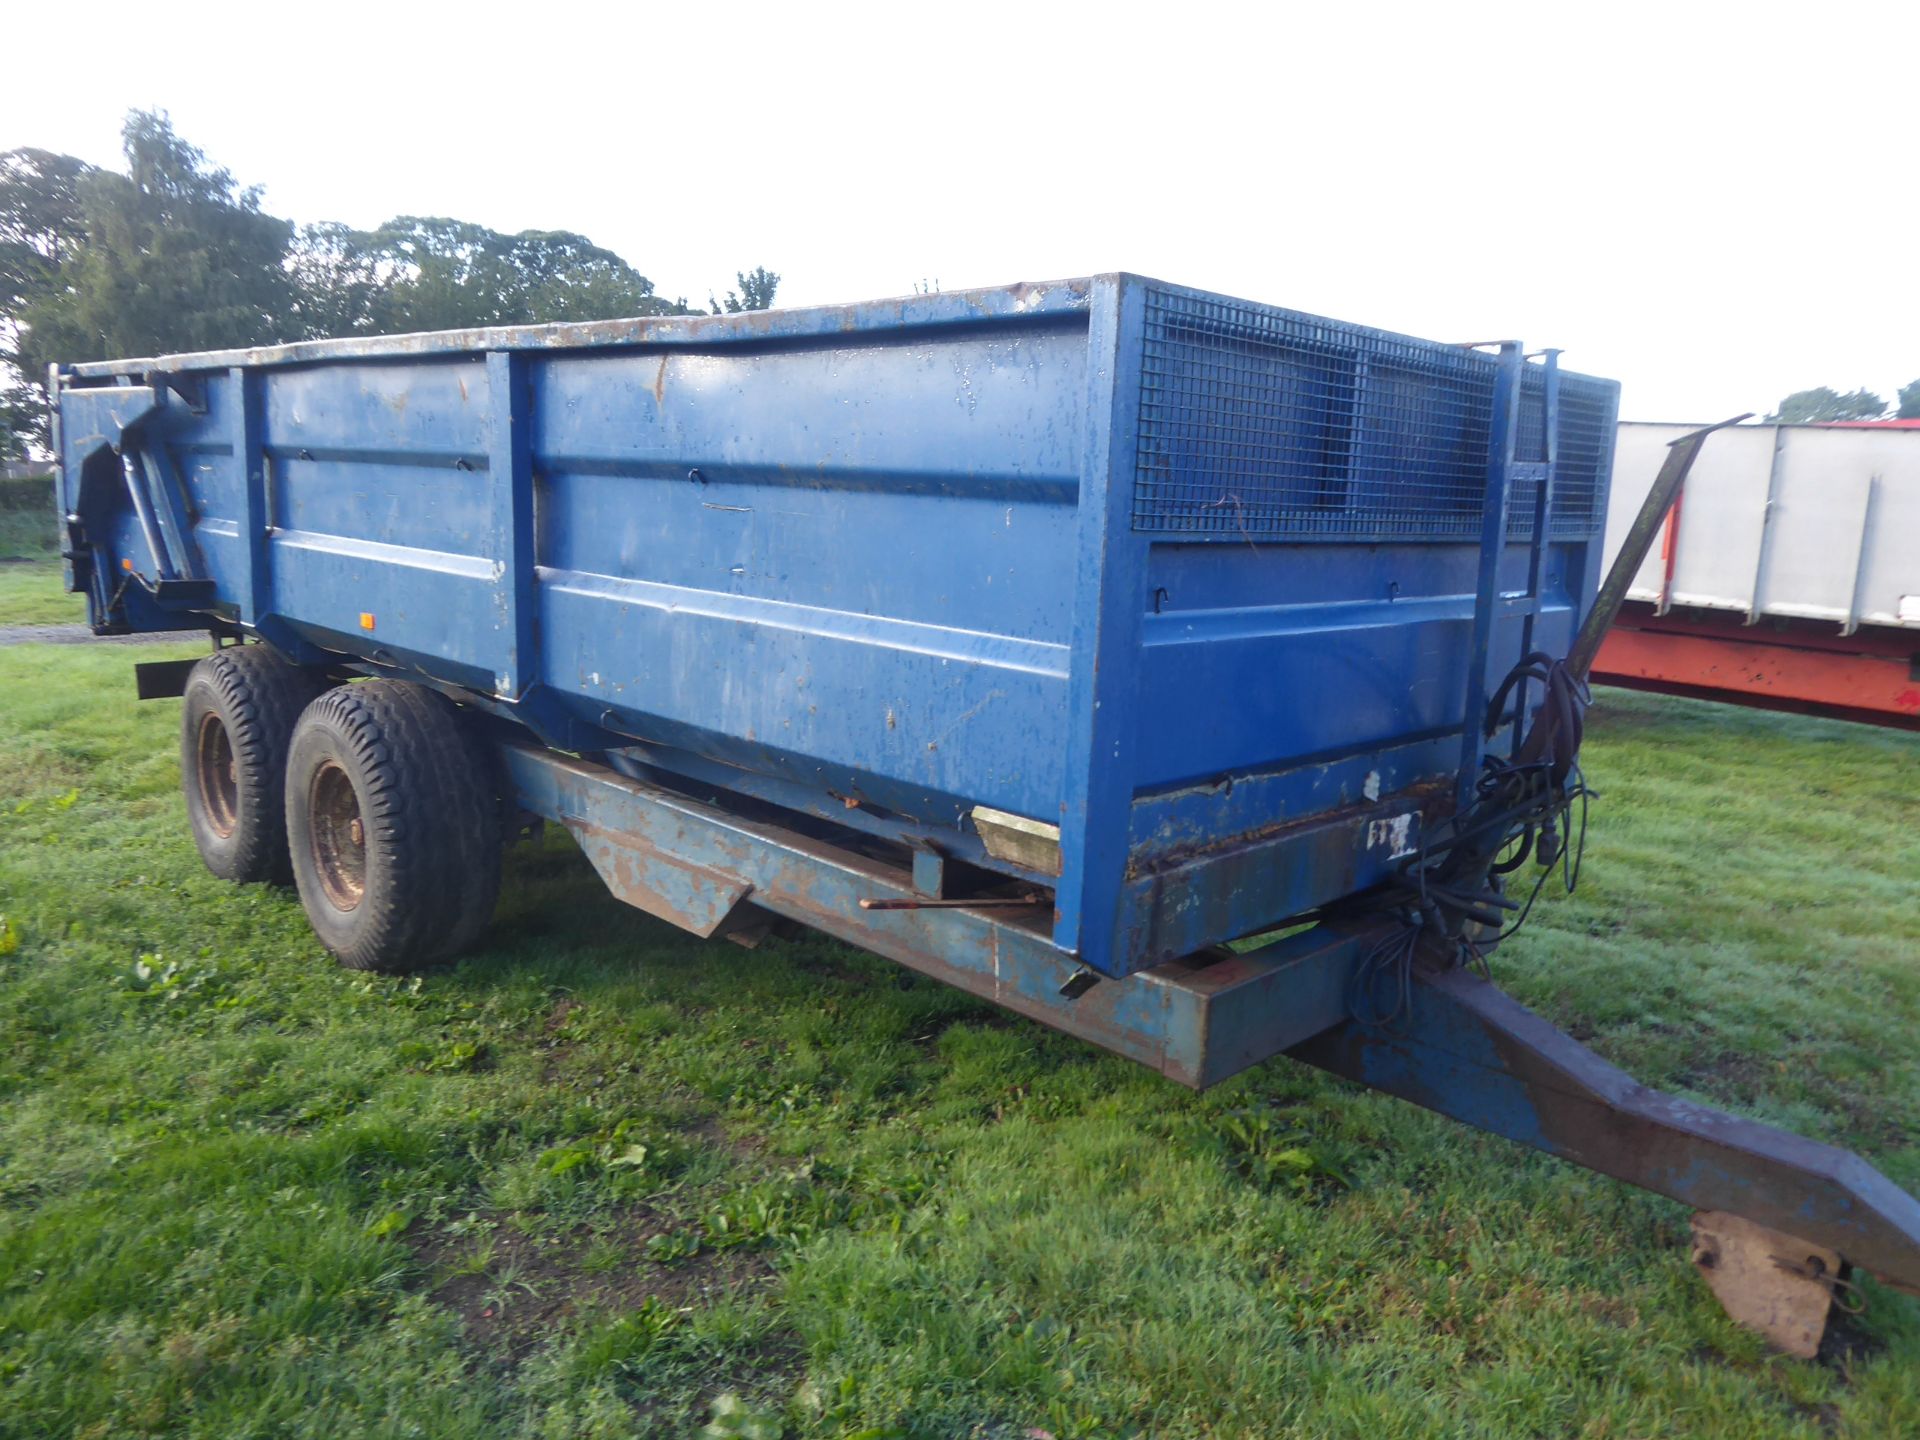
[1766,386,1886,423]
[0,147,94,317]
[2,111,295,451]
[1897,379,1920,420]
[310,218,694,336]
[710,265,781,314]
[2,110,781,452]
[22,112,296,372]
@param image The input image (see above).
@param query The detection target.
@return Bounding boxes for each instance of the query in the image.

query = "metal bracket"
[156,372,209,414]
[133,657,203,700]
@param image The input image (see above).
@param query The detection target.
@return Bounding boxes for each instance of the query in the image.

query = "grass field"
[0,481,83,626]
[2,557,1917,1439]
[0,558,85,625]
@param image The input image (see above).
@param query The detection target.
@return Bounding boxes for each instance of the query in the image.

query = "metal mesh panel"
[1507,368,1549,541]
[1134,289,1494,539]
[1507,370,1614,542]
[1546,375,1614,537]
[1515,367,1549,465]
[1132,288,1610,542]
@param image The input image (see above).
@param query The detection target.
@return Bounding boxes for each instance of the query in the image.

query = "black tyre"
[284,680,501,972]
[181,645,331,884]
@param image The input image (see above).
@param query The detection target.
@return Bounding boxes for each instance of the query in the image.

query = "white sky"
[5,2,1917,421]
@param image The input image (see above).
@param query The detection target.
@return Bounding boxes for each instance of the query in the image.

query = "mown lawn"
[0,558,85,625]
[0,482,82,626]
[1,560,1917,1439]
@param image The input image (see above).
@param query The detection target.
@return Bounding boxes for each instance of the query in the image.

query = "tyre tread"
[181,645,329,884]
[287,680,500,971]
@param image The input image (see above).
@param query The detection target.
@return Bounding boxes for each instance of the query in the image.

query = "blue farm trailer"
[51,275,1920,1353]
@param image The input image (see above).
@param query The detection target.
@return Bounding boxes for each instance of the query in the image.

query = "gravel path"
[0,624,203,647]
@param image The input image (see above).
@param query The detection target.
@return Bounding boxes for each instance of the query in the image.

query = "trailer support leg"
[1689,1210,1849,1358]
[1285,965,1920,1345]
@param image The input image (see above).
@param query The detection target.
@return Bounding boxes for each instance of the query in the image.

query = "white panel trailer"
[1596,420,1920,728]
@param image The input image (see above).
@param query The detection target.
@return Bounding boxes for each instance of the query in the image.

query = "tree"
[291,217,692,337]
[1897,379,1920,420]
[506,228,681,325]
[286,220,390,340]
[3,113,295,447]
[35,111,294,361]
[0,379,33,462]
[1,148,99,453]
[0,147,94,317]
[710,266,781,314]
[1766,386,1886,423]
[4,110,764,453]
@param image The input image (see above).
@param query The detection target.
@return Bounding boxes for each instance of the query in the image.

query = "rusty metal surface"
[563,818,754,939]
[1567,415,1749,682]
[499,740,1365,1089]
[59,279,1097,378]
[1113,789,1431,972]
[1289,966,1920,1297]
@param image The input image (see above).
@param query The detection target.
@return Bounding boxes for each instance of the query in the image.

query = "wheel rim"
[308,761,367,911]
[195,712,240,838]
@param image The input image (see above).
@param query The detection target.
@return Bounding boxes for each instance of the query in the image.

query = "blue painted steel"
[498,736,1920,1296]
[1508,351,1563,756]
[1290,967,1920,1295]
[497,738,1371,1088]
[52,275,1619,977]
[1457,342,1525,798]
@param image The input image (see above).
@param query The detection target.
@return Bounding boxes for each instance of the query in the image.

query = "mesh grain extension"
[1132,288,1611,542]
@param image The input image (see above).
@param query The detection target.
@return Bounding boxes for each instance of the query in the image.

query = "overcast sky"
[6,3,1916,421]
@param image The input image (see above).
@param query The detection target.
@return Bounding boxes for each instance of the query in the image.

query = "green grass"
[0,476,60,563]
[0,481,80,626]
[1,577,1917,1435]
[0,558,85,625]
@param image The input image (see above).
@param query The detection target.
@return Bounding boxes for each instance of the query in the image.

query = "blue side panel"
[1067,280,1618,976]
[51,275,1618,979]
[131,312,1091,827]
[248,359,502,688]
[523,327,1087,821]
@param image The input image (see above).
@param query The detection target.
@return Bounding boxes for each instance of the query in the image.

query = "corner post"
[1456,341,1525,801]
[485,351,536,698]
[230,366,271,627]
[1053,276,1148,973]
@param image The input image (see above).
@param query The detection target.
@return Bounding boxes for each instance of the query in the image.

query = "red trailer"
[1595,420,1920,730]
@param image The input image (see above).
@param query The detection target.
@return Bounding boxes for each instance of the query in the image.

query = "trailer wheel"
[284,680,501,972]
[180,645,331,884]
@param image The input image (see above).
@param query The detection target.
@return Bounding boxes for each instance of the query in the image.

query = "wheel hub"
[308,760,367,911]
[195,712,240,838]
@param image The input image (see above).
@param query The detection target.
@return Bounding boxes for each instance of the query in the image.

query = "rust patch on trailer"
[1128,778,1452,880]
[652,357,668,407]
[564,818,753,938]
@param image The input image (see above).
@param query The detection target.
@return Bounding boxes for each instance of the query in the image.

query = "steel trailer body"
[53,275,1618,979]
[53,279,1920,1336]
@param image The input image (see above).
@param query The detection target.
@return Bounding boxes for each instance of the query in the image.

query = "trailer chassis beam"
[1289,965,1920,1342]
[495,740,1373,1088]
[499,739,1920,1347]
